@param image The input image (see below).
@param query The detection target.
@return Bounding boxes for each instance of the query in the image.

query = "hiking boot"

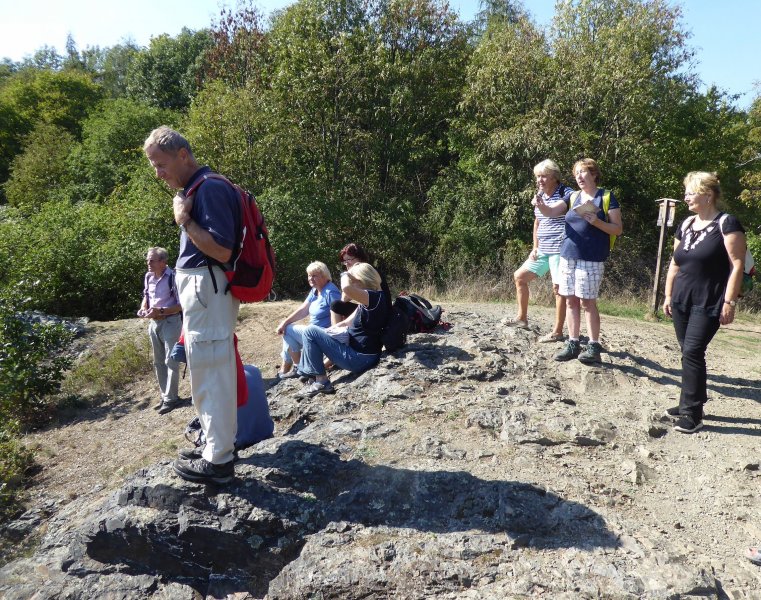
[173,457,234,484]
[158,398,182,415]
[178,445,204,460]
[296,380,335,397]
[153,397,164,410]
[554,340,581,362]
[578,342,603,364]
[673,415,703,434]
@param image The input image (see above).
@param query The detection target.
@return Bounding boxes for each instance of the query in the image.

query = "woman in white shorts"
[554,158,622,364]
[506,159,572,342]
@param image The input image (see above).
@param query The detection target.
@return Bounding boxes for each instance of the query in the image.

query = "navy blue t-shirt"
[348,290,389,354]
[560,189,620,262]
[176,167,240,269]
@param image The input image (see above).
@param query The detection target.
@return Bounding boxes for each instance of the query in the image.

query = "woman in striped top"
[506,159,572,343]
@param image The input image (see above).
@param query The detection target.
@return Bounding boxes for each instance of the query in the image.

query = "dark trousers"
[671,303,720,421]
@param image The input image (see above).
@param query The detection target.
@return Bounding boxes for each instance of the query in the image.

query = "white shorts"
[559,258,605,299]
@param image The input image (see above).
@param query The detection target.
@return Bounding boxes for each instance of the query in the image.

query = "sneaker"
[299,374,315,384]
[153,397,164,410]
[673,415,703,434]
[664,405,680,418]
[178,446,204,460]
[296,380,335,397]
[158,398,182,415]
[173,457,234,484]
[277,369,300,380]
[554,340,581,362]
[578,342,603,364]
[538,332,565,343]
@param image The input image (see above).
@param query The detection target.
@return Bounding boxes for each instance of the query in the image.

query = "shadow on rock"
[82,440,619,596]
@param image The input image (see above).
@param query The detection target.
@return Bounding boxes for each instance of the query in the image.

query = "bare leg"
[566,296,581,339]
[581,298,601,341]
[289,350,302,366]
[552,284,566,336]
[513,268,537,321]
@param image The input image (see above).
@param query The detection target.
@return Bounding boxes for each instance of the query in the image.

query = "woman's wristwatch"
[724,299,737,307]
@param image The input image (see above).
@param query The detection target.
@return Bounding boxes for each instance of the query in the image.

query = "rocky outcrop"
[2,307,750,598]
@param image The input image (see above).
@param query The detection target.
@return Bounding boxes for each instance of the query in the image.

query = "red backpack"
[186,173,275,303]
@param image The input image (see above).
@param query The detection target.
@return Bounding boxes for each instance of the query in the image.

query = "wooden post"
[650,199,678,316]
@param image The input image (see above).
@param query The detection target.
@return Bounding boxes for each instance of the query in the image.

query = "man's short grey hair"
[147,247,169,261]
[306,261,332,281]
[143,126,194,156]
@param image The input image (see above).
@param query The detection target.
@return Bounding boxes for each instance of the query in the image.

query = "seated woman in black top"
[297,262,389,397]
[663,171,747,434]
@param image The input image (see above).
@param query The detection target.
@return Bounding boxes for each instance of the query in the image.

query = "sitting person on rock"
[295,262,389,397]
[275,261,340,378]
[331,242,371,325]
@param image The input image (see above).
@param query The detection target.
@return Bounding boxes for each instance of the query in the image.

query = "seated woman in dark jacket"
[296,262,389,397]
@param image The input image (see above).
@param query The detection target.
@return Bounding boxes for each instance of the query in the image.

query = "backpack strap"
[144,272,151,309]
[185,173,243,295]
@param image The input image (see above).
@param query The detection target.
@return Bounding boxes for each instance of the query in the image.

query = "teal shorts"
[520,252,562,284]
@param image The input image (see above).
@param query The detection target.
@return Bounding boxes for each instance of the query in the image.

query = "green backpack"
[570,189,616,250]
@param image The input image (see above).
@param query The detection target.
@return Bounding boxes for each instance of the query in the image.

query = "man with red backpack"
[144,126,241,485]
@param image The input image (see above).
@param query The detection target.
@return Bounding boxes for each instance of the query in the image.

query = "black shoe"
[178,446,204,460]
[158,398,182,415]
[674,416,703,434]
[554,340,581,362]
[578,342,603,364]
[664,405,680,418]
[173,457,234,484]
[153,398,164,410]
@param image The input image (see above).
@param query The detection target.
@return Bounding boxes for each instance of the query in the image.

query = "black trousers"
[671,302,720,421]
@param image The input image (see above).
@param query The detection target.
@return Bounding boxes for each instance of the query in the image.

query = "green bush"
[0,421,33,521]
[0,294,75,426]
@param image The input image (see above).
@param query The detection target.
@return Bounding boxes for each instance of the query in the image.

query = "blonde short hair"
[684,171,721,203]
[573,158,601,184]
[306,261,331,281]
[347,262,382,291]
[533,159,562,182]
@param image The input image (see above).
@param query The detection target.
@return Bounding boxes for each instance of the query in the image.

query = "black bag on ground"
[396,292,443,333]
[381,298,410,352]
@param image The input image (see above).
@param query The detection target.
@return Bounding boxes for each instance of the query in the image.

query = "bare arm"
[720,231,747,325]
[535,194,569,218]
[585,207,623,237]
[276,300,311,334]
[662,239,680,318]
[341,274,370,307]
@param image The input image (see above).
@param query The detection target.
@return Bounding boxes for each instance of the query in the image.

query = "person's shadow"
[85,440,620,596]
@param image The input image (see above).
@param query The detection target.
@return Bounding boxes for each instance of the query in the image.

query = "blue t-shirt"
[348,290,389,354]
[560,189,620,262]
[535,183,573,254]
[306,281,341,328]
[177,167,241,269]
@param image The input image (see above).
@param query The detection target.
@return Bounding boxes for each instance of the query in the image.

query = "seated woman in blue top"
[276,261,340,378]
[554,158,623,365]
[296,262,389,397]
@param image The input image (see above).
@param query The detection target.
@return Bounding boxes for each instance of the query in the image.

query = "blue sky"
[0,0,758,108]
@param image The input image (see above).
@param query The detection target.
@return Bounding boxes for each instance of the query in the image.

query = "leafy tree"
[66,98,175,202]
[204,0,269,89]
[126,28,214,110]
[99,41,140,98]
[4,123,75,213]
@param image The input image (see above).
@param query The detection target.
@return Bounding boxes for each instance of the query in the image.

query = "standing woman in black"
[662,171,747,433]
